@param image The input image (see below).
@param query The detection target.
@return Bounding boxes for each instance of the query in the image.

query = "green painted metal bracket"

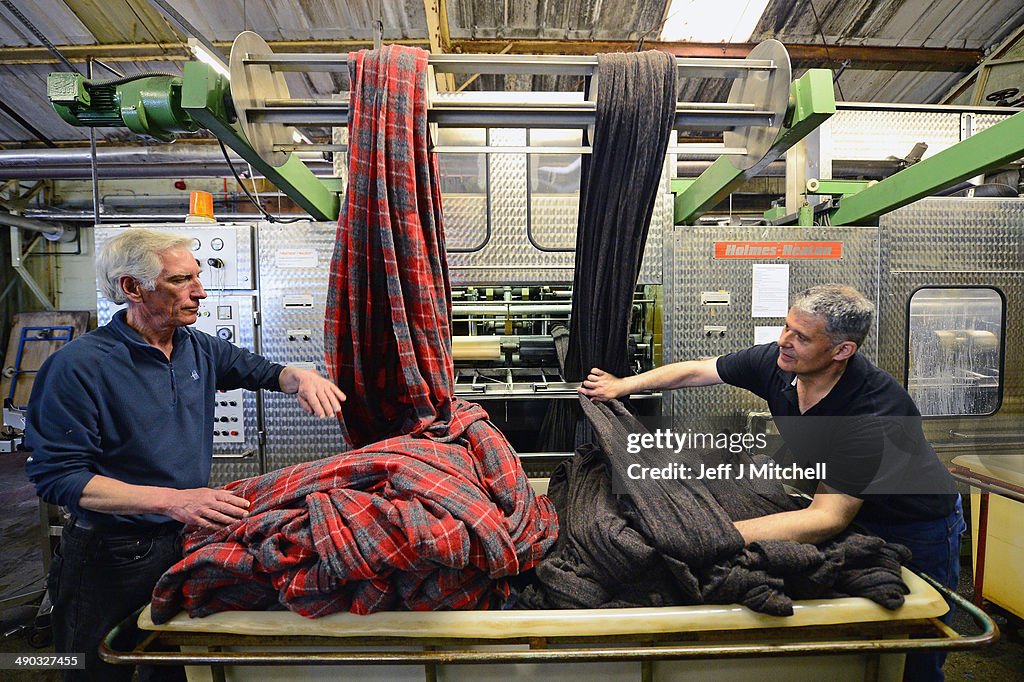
[805,178,876,196]
[762,205,788,221]
[829,108,1024,225]
[674,68,836,225]
[670,178,696,194]
[180,62,340,222]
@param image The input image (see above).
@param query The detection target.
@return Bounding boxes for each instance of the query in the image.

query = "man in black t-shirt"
[580,284,963,682]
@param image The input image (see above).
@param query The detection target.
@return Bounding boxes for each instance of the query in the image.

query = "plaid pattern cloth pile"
[150,400,556,622]
[150,45,557,622]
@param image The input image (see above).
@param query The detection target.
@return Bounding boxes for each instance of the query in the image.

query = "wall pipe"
[0,212,77,242]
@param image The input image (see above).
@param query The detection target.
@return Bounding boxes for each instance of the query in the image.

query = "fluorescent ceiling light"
[659,0,771,43]
[188,37,230,79]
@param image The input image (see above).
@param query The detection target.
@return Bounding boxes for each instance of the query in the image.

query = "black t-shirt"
[716,343,956,523]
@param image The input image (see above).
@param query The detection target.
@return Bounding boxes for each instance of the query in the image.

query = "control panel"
[100,223,254,290]
[192,296,250,444]
[186,230,248,289]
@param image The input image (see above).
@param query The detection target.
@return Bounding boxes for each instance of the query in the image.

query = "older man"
[25,229,346,681]
[580,284,962,681]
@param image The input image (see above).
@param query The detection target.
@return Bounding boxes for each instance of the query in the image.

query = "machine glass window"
[435,128,489,251]
[528,130,582,250]
[907,287,1003,417]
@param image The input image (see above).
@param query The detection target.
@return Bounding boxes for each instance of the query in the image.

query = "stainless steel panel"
[256,221,348,472]
[447,129,668,285]
[876,198,1024,451]
[94,223,255,289]
[830,109,962,161]
[529,195,578,250]
[444,194,489,251]
[663,225,881,423]
[880,198,1024,272]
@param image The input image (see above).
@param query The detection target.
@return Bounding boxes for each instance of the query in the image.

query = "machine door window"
[527,129,582,251]
[436,128,489,252]
[906,287,1004,416]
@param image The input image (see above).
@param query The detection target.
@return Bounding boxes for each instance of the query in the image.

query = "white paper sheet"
[754,326,784,346]
[751,264,790,317]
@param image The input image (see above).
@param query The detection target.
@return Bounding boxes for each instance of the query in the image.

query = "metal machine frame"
[48,35,832,228]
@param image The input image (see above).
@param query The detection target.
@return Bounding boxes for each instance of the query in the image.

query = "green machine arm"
[673,68,836,225]
[46,64,339,221]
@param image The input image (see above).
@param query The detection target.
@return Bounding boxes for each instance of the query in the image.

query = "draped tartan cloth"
[324,46,452,448]
[150,46,557,623]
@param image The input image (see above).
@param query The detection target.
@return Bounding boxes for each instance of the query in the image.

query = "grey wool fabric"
[519,397,912,616]
[540,50,677,452]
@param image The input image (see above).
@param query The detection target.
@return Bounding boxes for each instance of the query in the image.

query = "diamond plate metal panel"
[830,110,961,161]
[876,198,1024,446]
[972,113,1017,135]
[663,225,880,424]
[878,271,1024,449]
[529,195,578,250]
[447,129,667,285]
[93,225,262,486]
[880,198,1024,272]
[444,195,489,251]
[257,221,348,472]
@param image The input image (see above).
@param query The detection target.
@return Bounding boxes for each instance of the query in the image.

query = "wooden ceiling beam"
[449,39,983,72]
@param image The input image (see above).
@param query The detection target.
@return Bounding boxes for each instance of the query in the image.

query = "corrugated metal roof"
[0,0,1021,148]
[753,0,1024,50]
[447,0,666,40]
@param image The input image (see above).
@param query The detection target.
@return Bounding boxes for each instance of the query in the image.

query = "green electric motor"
[47,72,202,142]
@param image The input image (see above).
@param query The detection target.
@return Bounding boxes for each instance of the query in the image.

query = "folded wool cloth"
[150,400,558,623]
[519,397,912,616]
[517,445,691,610]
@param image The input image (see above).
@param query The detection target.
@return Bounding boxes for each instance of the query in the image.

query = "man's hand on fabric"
[163,488,251,529]
[579,367,627,401]
[279,366,347,418]
[78,476,250,529]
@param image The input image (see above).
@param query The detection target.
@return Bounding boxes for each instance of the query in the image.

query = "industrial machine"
[40,33,1024,678]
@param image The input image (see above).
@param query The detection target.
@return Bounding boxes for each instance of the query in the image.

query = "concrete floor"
[1,449,1022,681]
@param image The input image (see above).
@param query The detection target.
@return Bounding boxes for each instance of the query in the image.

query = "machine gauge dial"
[191,238,202,251]
[211,237,224,251]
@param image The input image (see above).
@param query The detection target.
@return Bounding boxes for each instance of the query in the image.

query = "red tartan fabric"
[150,401,558,622]
[150,45,558,623]
[324,45,452,448]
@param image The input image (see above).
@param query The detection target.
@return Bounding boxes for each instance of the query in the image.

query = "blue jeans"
[48,522,186,682]
[860,495,966,682]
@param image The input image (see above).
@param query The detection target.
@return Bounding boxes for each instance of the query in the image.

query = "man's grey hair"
[96,229,193,304]
[791,284,874,346]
